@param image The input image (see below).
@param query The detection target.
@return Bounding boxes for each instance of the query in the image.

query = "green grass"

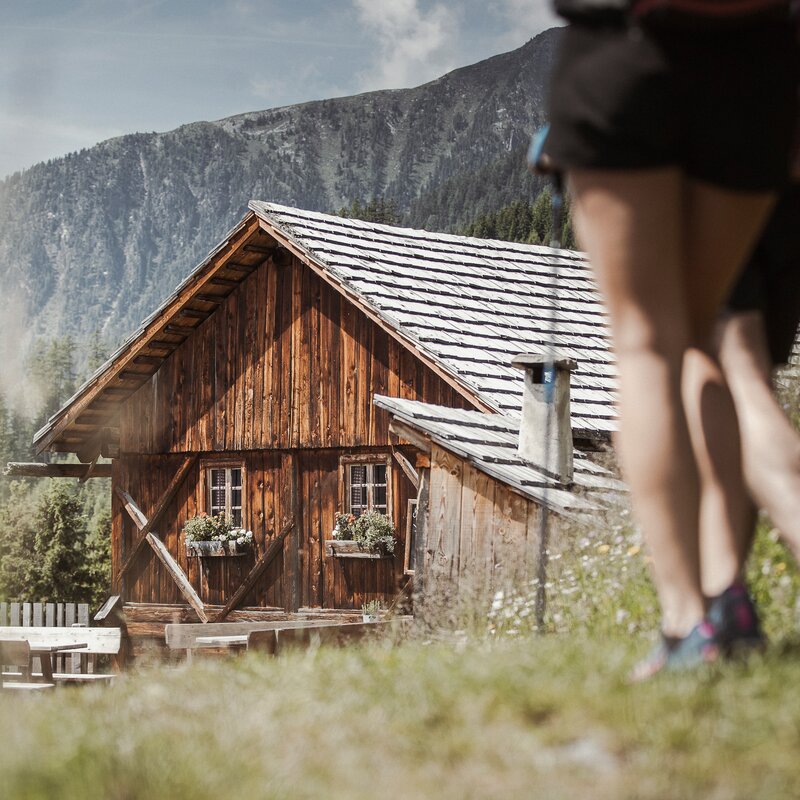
[2,638,800,799]
[2,515,799,799]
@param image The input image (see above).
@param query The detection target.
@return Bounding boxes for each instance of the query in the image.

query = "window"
[342,456,390,517]
[206,464,244,526]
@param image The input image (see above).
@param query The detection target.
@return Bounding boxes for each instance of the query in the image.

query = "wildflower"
[596,544,610,554]
[627,545,640,557]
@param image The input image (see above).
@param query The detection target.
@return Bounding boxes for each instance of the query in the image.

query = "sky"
[0,0,560,180]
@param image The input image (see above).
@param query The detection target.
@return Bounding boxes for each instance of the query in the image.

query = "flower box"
[324,540,390,559]
[185,540,248,558]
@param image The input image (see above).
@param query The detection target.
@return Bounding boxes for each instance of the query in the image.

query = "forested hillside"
[0,28,560,357]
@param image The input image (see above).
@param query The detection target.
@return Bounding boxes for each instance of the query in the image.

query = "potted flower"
[184,513,253,557]
[362,600,382,623]
[226,527,254,555]
[325,511,396,558]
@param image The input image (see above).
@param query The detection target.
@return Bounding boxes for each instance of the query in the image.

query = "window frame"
[200,459,246,527]
[339,453,392,519]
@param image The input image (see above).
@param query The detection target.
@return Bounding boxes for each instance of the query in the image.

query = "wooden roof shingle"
[372,395,625,516]
[34,202,618,456]
[251,202,617,438]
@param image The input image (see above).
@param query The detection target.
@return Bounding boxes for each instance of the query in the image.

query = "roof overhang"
[33,212,277,457]
[33,205,498,458]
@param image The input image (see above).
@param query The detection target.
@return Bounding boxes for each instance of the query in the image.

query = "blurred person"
[701,187,800,649]
[546,0,797,676]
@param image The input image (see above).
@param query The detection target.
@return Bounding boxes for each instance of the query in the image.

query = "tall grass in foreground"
[488,507,800,645]
[1,508,799,799]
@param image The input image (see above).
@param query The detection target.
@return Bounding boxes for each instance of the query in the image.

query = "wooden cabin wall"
[119,254,471,455]
[423,444,542,604]
[113,447,416,610]
[113,452,290,609]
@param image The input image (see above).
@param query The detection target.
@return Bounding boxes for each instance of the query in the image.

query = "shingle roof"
[251,202,617,437]
[373,395,625,515]
[34,202,618,455]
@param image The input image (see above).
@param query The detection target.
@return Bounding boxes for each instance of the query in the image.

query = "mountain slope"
[0,28,560,352]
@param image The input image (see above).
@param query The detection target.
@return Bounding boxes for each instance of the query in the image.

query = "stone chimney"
[511,352,577,485]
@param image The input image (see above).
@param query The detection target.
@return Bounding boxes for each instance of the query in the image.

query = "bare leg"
[570,169,774,637]
[717,311,800,564]
[683,349,753,596]
[679,182,775,597]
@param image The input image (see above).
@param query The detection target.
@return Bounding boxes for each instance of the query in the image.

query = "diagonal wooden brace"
[115,456,207,622]
[115,455,197,585]
[214,521,294,622]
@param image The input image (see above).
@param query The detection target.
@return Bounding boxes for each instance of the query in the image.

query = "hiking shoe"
[706,582,765,656]
[629,621,720,683]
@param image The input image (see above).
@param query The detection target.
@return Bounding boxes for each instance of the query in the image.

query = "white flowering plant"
[184,513,253,545]
[331,513,357,540]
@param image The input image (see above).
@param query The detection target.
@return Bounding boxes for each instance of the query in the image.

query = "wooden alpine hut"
[29,203,618,640]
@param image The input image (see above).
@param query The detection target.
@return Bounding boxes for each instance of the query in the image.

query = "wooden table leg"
[40,654,54,683]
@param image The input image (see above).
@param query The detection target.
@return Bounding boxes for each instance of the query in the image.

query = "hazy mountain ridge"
[0,28,560,353]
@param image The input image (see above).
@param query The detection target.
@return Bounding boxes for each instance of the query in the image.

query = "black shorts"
[727,186,800,365]
[547,19,798,190]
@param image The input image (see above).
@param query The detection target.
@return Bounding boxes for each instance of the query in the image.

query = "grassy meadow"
[2,514,799,800]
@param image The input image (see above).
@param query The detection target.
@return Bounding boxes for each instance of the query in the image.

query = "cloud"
[353,0,460,90]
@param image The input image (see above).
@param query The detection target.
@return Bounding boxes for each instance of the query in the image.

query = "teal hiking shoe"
[629,620,720,683]
[706,582,765,656]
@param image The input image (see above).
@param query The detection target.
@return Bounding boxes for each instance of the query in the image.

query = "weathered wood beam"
[118,370,151,381]
[288,456,300,613]
[392,449,419,490]
[146,533,207,623]
[4,462,113,478]
[115,475,207,623]
[242,244,276,254]
[115,456,197,586]
[164,324,196,337]
[214,521,294,622]
[75,426,117,465]
[177,309,208,320]
[133,355,163,367]
[209,277,238,288]
[224,261,259,273]
[194,293,224,305]
[116,487,149,530]
[413,467,431,608]
[147,340,177,351]
[78,452,100,485]
[389,420,432,454]
[93,595,122,623]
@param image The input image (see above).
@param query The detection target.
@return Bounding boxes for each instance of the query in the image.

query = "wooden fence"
[0,602,93,675]
[0,602,91,628]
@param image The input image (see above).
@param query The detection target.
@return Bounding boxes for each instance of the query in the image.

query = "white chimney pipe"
[511,353,577,485]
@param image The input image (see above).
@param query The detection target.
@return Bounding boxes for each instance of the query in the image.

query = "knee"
[611,309,688,365]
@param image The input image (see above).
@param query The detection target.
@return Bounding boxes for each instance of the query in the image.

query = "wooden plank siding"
[422,444,543,608]
[114,448,418,610]
[112,254,465,609]
[120,255,469,454]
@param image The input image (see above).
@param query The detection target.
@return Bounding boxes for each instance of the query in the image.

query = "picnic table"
[29,642,88,682]
[1,627,121,685]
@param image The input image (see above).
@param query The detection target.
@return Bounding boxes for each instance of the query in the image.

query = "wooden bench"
[165,619,355,661]
[0,640,55,691]
[165,617,412,660]
[0,627,121,685]
[248,619,409,655]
